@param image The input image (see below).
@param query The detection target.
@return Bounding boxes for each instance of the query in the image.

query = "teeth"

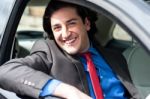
[65,38,76,45]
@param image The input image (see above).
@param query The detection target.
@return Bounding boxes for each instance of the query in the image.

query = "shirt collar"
[88,43,98,56]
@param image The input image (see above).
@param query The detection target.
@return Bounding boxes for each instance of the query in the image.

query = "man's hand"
[53,83,92,99]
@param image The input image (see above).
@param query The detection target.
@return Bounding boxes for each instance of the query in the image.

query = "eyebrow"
[66,18,78,23]
[52,18,78,28]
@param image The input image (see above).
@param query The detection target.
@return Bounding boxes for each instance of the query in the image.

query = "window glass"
[17,5,45,52]
[17,6,45,31]
[113,24,132,41]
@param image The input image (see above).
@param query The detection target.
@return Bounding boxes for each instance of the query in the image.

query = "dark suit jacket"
[0,39,140,99]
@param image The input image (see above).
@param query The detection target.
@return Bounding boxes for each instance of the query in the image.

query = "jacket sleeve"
[0,40,53,99]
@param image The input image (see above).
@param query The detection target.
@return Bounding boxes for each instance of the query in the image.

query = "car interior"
[0,0,150,99]
[123,43,150,98]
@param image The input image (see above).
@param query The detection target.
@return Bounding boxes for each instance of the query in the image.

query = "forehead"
[50,7,79,23]
[53,7,77,15]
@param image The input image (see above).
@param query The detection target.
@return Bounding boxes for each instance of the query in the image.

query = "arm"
[52,83,92,99]
[0,40,53,98]
[0,40,91,99]
[0,53,51,98]
[40,80,92,99]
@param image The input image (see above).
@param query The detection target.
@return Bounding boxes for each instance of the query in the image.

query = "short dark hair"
[43,0,97,40]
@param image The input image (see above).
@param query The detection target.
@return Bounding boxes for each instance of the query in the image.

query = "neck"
[81,42,90,53]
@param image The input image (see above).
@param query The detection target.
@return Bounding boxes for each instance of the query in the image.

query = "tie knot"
[82,52,92,61]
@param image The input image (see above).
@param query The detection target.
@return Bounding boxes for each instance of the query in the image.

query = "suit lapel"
[46,39,90,94]
[63,51,90,95]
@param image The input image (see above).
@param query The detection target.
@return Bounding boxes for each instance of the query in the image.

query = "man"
[0,0,140,99]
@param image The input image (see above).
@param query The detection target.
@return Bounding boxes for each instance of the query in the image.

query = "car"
[0,0,150,99]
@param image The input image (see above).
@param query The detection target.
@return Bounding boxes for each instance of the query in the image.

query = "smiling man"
[0,0,140,99]
[51,7,90,54]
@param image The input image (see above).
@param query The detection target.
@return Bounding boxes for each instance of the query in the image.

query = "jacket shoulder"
[30,39,54,54]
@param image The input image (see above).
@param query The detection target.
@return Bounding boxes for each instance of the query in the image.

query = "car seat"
[123,44,150,99]
[13,38,30,58]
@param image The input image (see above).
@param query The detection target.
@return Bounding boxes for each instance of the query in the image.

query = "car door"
[0,0,150,99]
[0,0,28,98]
[0,0,29,64]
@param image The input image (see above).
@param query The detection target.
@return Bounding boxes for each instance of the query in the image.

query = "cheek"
[53,32,60,40]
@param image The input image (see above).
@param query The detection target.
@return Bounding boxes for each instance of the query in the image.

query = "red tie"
[84,52,104,99]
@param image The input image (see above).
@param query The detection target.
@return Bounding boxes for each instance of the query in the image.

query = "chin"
[65,49,79,55]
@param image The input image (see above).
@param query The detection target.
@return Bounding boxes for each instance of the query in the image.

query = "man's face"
[50,7,91,54]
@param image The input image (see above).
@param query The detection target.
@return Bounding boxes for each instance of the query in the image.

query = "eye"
[70,21,76,25]
[68,21,77,27]
[53,25,61,32]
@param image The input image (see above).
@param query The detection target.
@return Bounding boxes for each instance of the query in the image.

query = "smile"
[64,37,78,46]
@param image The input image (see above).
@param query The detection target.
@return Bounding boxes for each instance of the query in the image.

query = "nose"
[62,26,71,39]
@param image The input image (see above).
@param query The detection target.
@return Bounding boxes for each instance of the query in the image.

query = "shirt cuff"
[40,79,61,97]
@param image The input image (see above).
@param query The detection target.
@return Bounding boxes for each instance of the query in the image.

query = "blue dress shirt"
[40,46,127,99]
[40,79,61,97]
[80,46,127,99]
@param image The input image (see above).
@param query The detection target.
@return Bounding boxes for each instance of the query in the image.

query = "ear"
[84,17,91,31]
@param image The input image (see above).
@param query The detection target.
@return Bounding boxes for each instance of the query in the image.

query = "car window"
[17,6,44,31]
[113,24,132,41]
[16,5,45,52]
[16,0,136,57]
